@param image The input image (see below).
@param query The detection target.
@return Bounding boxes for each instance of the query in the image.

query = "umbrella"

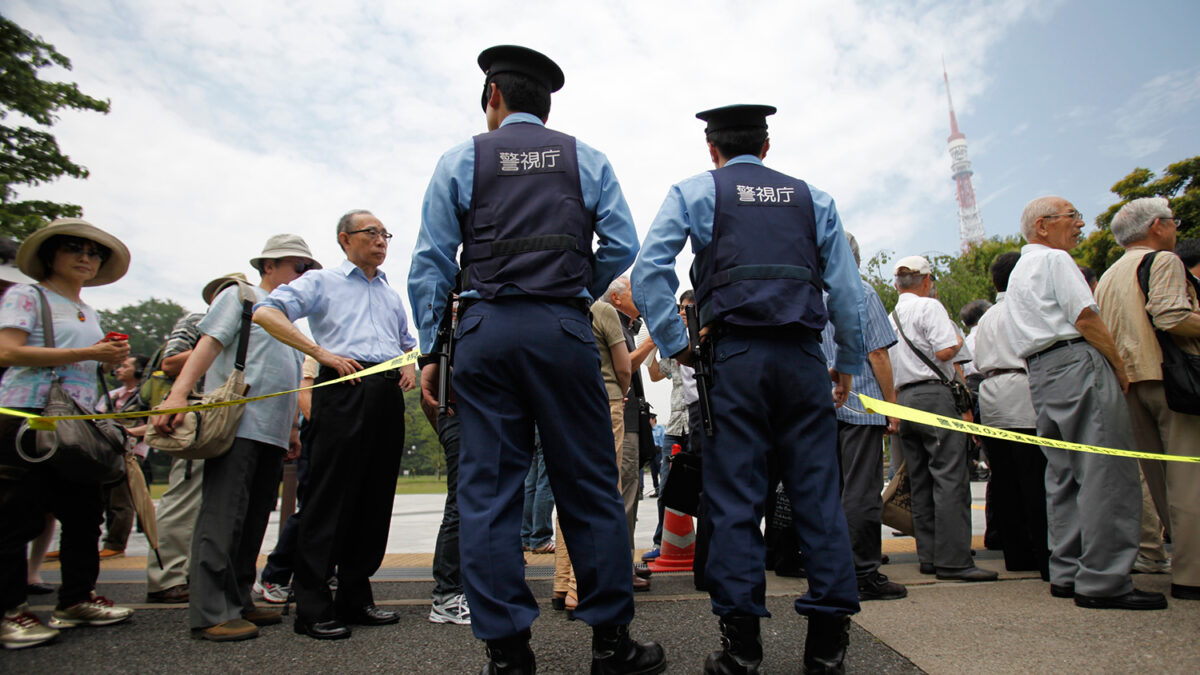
[124,453,163,568]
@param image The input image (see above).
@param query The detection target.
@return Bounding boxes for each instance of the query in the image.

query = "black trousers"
[432,412,462,598]
[982,431,1049,578]
[293,369,405,622]
[0,414,103,611]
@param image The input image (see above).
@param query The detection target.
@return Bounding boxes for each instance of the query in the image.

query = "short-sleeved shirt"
[0,284,104,409]
[590,300,627,401]
[164,313,205,358]
[887,292,963,387]
[200,284,302,450]
[973,295,1036,429]
[1005,244,1098,357]
[822,280,897,425]
[1095,246,1200,383]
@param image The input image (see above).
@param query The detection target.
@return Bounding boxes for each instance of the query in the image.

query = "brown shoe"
[632,573,651,592]
[192,619,259,642]
[98,549,124,559]
[146,584,189,604]
[242,607,282,626]
[44,551,60,561]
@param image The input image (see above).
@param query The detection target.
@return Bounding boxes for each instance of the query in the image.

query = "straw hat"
[249,234,320,272]
[201,272,250,305]
[16,218,131,287]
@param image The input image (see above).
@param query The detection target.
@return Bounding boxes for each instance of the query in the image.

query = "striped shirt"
[821,280,897,426]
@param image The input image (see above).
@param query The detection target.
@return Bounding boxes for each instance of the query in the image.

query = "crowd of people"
[0,42,1195,675]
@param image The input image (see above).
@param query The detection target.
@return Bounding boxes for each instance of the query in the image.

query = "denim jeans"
[521,435,554,550]
[432,412,463,598]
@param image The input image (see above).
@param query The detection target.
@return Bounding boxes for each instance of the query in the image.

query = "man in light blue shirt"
[631,104,864,674]
[408,45,663,675]
[254,210,417,639]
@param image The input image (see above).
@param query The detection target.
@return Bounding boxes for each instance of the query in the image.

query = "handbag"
[14,287,128,485]
[660,449,701,516]
[1136,251,1200,416]
[145,283,255,459]
[631,372,656,468]
[881,460,915,537]
[891,310,975,414]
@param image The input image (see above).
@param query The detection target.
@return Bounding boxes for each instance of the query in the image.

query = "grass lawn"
[148,475,448,500]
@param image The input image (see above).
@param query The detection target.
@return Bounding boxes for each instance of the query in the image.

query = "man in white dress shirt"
[1005,195,1166,610]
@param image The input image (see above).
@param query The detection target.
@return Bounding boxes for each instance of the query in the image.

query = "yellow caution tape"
[856,393,1200,464]
[3,351,420,430]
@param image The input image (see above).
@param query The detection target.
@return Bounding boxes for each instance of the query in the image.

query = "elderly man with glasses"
[1005,196,1167,611]
[254,210,419,639]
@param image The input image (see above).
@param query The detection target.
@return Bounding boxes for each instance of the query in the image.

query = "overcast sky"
[4,0,1198,414]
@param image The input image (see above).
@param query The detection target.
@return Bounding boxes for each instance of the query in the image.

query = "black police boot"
[703,614,762,674]
[481,628,535,675]
[802,614,850,674]
[591,624,667,675]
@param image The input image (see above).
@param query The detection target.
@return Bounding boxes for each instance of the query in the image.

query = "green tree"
[402,388,446,476]
[0,17,110,239]
[1075,157,1200,274]
[97,298,187,358]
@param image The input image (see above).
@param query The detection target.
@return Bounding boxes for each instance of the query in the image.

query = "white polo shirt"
[1004,244,1097,358]
[888,292,966,387]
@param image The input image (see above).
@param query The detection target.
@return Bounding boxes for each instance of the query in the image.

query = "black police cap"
[695,104,777,134]
[478,45,565,92]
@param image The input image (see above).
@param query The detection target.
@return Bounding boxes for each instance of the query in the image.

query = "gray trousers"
[146,457,204,592]
[1027,341,1139,597]
[838,421,886,578]
[620,431,640,551]
[897,383,973,569]
[188,437,283,628]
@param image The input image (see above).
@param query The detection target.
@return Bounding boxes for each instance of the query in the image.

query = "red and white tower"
[943,64,984,249]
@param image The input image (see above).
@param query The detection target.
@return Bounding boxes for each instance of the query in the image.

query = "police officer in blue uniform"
[631,105,865,675]
[408,45,666,675]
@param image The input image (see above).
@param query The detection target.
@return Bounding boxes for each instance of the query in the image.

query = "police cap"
[478,45,565,99]
[695,104,777,134]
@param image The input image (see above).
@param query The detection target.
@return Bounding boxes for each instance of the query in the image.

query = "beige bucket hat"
[201,272,250,305]
[16,218,131,286]
[249,234,321,272]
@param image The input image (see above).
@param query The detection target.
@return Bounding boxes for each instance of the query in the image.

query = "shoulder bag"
[14,287,128,485]
[891,309,975,414]
[145,283,255,459]
[1136,251,1200,416]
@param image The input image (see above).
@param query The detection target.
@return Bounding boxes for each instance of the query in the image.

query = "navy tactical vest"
[690,162,827,329]
[461,122,593,299]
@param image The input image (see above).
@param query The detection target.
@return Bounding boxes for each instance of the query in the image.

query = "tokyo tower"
[943,63,985,249]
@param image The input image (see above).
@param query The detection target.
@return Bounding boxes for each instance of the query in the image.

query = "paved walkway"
[17,484,1199,673]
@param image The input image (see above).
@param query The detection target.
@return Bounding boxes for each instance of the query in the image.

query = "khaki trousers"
[1127,380,1200,586]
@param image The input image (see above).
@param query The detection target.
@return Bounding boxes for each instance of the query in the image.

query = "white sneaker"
[1,604,59,649]
[1132,554,1171,574]
[254,580,291,605]
[48,593,132,629]
[429,593,471,625]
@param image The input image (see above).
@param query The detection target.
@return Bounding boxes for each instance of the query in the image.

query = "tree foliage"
[401,388,447,476]
[0,17,110,239]
[1075,156,1200,274]
[97,298,187,358]
[863,235,1024,326]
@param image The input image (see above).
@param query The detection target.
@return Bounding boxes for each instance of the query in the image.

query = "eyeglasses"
[347,228,393,242]
[1154,217,1182,227]
[293,261,315,274]
[1043,210,1084,223]
[59,239,109,261]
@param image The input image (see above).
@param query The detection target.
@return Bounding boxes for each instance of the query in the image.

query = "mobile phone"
[104,331,129,341]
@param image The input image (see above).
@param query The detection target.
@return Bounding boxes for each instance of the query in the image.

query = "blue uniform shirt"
[409,112,640,353]
[821,280,897,425]
[256,260,417,362]
[631,155,866,375]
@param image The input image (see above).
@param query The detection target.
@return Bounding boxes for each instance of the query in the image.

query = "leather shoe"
[293,617,351,640]
[935,566,997,582]
[482,628,534,674]
[26,582,55,595]
[242,607,282,626]
[1049,584,1074,598]
[634,562,653,580]
[1171,583,1200,600]
[857,571,907,601]
[632,573,651,592]
[341,605,399,625]
[146,584,189,604]
[1075,589,1167,610]
[592,624,667,675]
[918,562,935,575]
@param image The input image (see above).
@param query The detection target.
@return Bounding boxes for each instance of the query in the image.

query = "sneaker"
[327,575,338,592]
[858,571,908,601]
[192,618,259,642]
[429,593,471,625]
[254,580,291,605]
[640,547,660,562]
[49,593,133,628]
[1,604,59,650]
[1132,554,1171,574]
[98,549,124,560]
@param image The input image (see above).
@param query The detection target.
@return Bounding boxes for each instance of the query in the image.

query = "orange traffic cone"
[648,444,695,572]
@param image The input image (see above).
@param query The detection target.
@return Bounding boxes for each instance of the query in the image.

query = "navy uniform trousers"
[703,330,860,618]
[453,297,635,640]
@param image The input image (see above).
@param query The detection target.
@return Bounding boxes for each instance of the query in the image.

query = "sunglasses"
[59,238,110,262]
[293,261,315,274]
